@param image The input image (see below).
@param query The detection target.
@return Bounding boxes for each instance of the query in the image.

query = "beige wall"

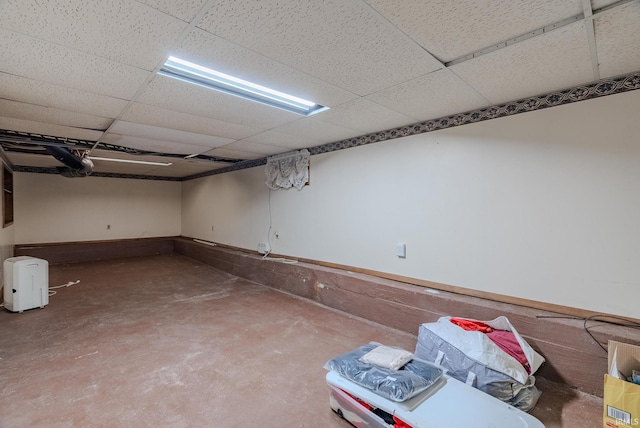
[15,174,181,244]
[182,90,640,318]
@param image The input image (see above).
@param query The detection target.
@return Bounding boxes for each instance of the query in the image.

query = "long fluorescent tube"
[87,156,172,166]
[159,56,328,116]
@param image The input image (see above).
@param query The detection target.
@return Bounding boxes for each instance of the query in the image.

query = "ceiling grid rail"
[89,0,222,153]
[444,0,635,68]
[583,0,601,81]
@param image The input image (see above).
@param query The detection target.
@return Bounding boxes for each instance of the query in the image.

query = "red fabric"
[340,389,372,411]
[450,317,493,333]
[485,329,531,374]
[450,318,531,373]
[393,415,414,428]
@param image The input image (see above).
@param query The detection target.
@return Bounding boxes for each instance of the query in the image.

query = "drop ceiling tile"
[0,73,128,119]
[89,149,205,178]
[451,22,594,105]
[363,0,583,62]
[175,28,358,107]
[366,69,491,121]
[176,158,230,169]
[90,160,161,175]
[272,117,362,145]
[0,0,187,70]
[123,103,263,140]
[144,161,228,178]
[241,130,323,149]
[91,155,182,177]
[110,121,232,148]
[5,151,60,168]
[202,147,263,160]
[0,99,111,130]
[137,0,210,22]
[220,141,289,156]
[315,98,418,133]
[90,149,178,165]
[592,0,623,10]
[0,29,149,100]
[0,117,104,141]
[101,134,213,155]
[122,103,264,140]
[137,75,300,129]
[594,1,640,79]
[198,0,442,95]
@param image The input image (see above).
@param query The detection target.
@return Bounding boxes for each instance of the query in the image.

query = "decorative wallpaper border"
[5,71,640,181]
[184,71,640,181]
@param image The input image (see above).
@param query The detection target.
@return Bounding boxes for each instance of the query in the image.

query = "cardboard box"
[604,341,640,428]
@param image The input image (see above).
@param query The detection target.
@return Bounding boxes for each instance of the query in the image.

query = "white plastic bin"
[327,369,545,428]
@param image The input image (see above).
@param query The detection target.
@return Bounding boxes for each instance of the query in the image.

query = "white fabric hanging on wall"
[265,149,310,190]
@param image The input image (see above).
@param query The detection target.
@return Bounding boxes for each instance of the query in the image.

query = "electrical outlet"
[396,242,406,258]
[257,242,271,254]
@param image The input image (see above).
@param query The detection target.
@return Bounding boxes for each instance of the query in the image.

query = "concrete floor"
[0,254,602,427]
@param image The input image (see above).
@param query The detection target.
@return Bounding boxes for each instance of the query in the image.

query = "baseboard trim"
[179,236,636,324]
[14,236,177,264]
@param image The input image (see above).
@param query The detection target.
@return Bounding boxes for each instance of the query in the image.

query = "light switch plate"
[396,242,406,258]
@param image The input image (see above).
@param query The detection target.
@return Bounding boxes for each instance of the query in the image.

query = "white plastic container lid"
[326,370,545,428]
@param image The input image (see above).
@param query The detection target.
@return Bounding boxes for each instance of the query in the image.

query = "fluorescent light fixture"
[87,156,172,166]
[159,56,329,116]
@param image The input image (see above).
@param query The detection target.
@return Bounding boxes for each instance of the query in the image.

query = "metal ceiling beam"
[0,145,14,170]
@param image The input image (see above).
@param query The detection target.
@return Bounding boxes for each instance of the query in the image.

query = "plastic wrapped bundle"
[415,316,544,411]
[326,343,443,402]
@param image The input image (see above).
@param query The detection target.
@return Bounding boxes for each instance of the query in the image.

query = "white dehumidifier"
[3,256,49,312]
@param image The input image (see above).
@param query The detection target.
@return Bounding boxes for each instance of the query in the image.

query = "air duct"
[45,146,93,177]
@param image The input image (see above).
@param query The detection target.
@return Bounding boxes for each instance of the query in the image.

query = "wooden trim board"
[180,237,638,324]
[14,236,176,264]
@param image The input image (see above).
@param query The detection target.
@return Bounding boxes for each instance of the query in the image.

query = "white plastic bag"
[415,316,545,412]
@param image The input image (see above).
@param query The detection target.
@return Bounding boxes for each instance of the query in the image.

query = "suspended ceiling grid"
[0,0,638,179]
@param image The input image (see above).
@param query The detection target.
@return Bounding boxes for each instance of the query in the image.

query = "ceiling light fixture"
[159,56,329,116]
[87,156,172,166]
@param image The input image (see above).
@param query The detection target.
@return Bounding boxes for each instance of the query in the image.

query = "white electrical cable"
[0,280,80,306]
[48,280,81,296]
[265,188,273,257]
[261,189,298,264]
[194,239,217,247]
[262,256,298,264]
[50,280,81,290]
